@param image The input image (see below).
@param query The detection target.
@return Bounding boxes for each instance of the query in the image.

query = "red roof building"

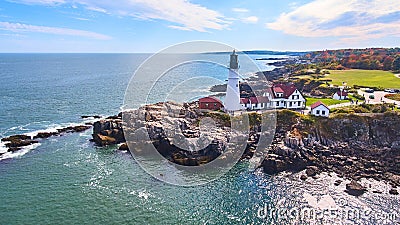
[310,101,328,110]
[273,86,284,94]
[199,96,223,110]
[269,83,306,109]
[310,101,330,117]
[273,83,297,98]
[336,90,348,97]
[333,89,348,100]
[249,96,269,104]
[240,98,249,104]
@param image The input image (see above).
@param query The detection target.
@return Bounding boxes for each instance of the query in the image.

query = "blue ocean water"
[0,54,398,224]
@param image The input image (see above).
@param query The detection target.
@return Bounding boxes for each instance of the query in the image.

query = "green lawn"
[306,97,350,107]
[326,69,400,88]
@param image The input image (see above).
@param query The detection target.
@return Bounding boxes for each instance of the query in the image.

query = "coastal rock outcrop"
[1,124,92,154]
[91,102,252,166]
[2,135,39,152]
[259,111,400,193]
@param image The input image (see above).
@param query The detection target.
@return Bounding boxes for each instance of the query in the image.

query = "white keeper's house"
[310,101,330,117]
[263,83,306,109]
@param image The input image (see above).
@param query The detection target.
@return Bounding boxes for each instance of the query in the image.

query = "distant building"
[199,96,223,110]
[333,89,348,100]
[310,101,330,117]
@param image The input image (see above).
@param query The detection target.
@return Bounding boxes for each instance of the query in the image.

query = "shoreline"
[1,101,399,197]
[89,101,400,196]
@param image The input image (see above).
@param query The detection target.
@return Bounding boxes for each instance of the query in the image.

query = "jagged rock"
[1,124,92,153]
[334,179,342,186]
[3,135,38,149]
[306,166,319,177]
[118,143,129,151]
[389,189,399,195]
[262,158,287,174]
[1,135,31,142]
[172,153,199,166]
[92,134,117,146]
[345,180,367,196]
[5,140,38,149]
[81,115,101,119]
[33,132,59,139]
[57,125,91,133]
[300,174,308,181]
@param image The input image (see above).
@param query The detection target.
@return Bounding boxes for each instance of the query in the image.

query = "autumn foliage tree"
[383,56,394,71]
[302,48,400,70]
[392,56,400,72]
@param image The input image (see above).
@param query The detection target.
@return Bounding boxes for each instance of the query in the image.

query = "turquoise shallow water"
[0,54,398,224]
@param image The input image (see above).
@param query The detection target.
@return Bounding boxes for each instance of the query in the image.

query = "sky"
[0,0,399,52]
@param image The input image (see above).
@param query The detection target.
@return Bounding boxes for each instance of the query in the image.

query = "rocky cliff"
[260,111,400,195]
[92,102,254,166]
[91,104,400,195]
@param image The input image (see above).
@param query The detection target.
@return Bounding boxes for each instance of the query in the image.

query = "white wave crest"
[0,143,41,161]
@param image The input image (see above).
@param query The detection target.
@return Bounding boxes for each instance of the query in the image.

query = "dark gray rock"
[345,180,367,196]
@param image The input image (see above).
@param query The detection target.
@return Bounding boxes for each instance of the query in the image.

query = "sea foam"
[0,143,41,161]
[0,116,102,161]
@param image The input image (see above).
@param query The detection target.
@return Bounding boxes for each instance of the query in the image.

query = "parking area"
[357,89,400,106]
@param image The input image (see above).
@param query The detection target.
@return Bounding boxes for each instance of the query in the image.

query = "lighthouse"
[224,50,241,112]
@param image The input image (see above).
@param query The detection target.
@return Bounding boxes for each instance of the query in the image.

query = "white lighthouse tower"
[224,50,241,112]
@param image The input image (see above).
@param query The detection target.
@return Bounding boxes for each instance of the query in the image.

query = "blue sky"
[0,0,399,52]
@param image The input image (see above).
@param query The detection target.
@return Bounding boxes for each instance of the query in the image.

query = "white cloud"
[8,0,65,5]
[10,0,229,32]
[167,25,192,31]
[232,8,249,13]
[0,22,112,40]
[266,0,400,42]
[243,16,258,24]
[84,5,107,14]
[74,17,90,21]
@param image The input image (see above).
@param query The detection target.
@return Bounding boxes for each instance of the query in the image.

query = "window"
[298,102,301,106]
[205,103,209,107]
[214,103,217,107]
[316,110,320,114]
[322,111,326,115]
[276,102,279,106]
[289,102,292,107]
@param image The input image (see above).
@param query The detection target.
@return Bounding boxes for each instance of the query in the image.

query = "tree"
[383,56,394,71]
[392,56,400,72]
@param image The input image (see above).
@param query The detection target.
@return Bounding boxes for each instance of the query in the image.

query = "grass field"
[326,70,400,88]
[306,97,350,107]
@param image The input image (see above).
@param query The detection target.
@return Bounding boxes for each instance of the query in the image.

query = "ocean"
[0,53,398,224]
